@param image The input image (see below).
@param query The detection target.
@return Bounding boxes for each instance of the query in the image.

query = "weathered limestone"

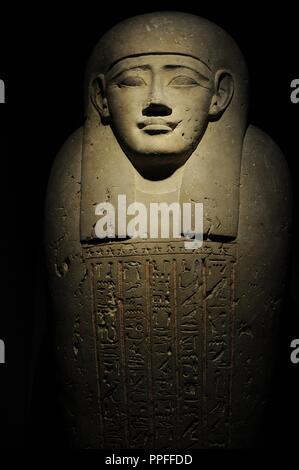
[45,12,292,448]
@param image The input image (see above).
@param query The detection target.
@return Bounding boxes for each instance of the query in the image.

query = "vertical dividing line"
[202,257,208,448]
[118,260,129,448]
[228,254,236,447]
[90,262,104,448]
[146,260,154,447]
[173,258,179,448]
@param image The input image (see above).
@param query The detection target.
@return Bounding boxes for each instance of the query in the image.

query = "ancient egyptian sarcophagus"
[45,12,292,448]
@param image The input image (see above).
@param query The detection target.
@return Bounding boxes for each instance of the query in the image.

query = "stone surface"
[45,12,292,448]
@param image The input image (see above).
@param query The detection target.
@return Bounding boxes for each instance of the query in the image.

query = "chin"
[132,149,187,168]
[137,150,185,160]
[132,142,189,157]
[126,133,180,152]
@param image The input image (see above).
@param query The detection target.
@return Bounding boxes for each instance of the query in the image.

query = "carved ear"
[209,70,234,120]
[90,74,110,121]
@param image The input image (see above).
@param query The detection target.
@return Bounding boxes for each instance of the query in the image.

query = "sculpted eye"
[168,76,200,87]
[118,76,147,87]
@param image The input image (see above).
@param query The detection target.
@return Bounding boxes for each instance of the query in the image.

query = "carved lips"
[138,118,180,135]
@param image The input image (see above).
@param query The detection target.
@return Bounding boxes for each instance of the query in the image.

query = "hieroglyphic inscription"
[86,241,236,449]
[151,258,176,448]
[176,257,203,449]
[205,259,234,448]
[92,261,126,448]
[122,260,151,447]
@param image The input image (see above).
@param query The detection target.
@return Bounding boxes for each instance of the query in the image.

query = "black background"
[0,3,298,450]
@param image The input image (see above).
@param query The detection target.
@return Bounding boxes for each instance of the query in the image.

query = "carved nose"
[142,102,172,117]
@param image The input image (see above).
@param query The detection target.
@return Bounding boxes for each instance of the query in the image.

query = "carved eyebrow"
[108,65,150,81]
[163,65,211,82]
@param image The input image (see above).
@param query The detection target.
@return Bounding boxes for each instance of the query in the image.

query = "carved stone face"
[104,54,215,167]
